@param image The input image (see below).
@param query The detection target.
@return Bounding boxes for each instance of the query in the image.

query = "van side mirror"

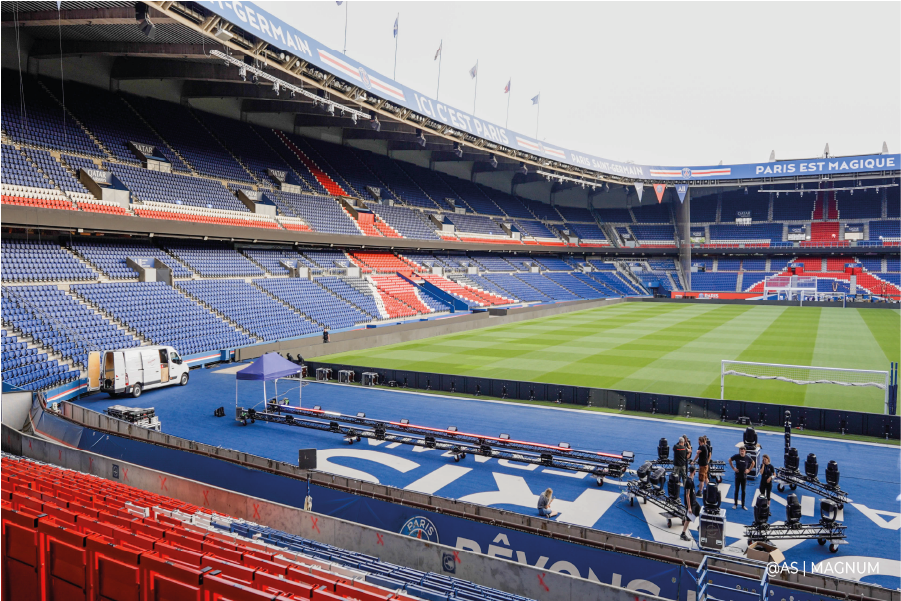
[172,357,182,365]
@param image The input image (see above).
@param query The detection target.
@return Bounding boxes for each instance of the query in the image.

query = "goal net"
[721,360,890,413]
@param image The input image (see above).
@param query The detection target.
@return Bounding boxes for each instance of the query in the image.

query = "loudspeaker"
[298,448,317,469]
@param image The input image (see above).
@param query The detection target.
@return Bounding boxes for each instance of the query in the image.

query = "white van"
[88,346,189,398]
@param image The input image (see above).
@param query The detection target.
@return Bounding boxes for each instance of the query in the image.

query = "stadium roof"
[4,0,899,189]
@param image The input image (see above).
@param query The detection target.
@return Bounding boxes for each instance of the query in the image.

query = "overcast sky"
[259,1,900,167]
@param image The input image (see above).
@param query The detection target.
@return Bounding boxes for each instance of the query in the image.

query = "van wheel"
[132,383,142,398]
[180,372,189,386]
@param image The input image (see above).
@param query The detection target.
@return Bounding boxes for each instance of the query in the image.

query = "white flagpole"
[343,2,348,54]
[505,79,511,129]
[436,40,442,99]
[473,60,478,115]
[393,13,399,80]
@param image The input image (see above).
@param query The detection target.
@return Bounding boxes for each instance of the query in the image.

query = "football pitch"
[321,302,900,413]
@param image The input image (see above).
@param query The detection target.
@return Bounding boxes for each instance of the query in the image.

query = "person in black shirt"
[681,467,698,542]
[728,446,755,509]
[693,436,710,495]
[672,437,688,483]
[759,454,775,502]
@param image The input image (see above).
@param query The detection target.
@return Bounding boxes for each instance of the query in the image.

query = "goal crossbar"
[721,360,890,414]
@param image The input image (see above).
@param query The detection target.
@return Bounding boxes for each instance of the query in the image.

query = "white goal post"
[721,360,890,414]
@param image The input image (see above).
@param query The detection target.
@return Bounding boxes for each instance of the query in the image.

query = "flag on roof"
[393,14,398,38]
[434,40,442,60]
[531,93,540,105]
[469,62,478,79]
[504,79,511,94]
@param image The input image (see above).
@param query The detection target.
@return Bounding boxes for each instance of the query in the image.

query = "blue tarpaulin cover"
[235,353,301,381]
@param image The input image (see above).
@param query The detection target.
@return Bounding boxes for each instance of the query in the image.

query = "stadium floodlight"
[209,50,369,122]
[721,360,891,413]
[214,27,233,43]
[140,15,155,38]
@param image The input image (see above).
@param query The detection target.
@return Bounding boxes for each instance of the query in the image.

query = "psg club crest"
[682,167,692,178]
[358,67,372,90]
[400,516,439,543]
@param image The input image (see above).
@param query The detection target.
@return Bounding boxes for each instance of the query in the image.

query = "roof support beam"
[110,58,305,88]
[29,40,209,60]
[1,6,175,27]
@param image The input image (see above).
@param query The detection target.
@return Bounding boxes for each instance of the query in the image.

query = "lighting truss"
[536,169,604,190]
[210,50,369,122]
[757,182,898,194]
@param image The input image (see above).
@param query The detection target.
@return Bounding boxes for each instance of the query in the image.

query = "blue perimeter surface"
[74,365,901,589]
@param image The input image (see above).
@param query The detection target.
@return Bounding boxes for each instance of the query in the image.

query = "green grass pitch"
[320,303,900,413]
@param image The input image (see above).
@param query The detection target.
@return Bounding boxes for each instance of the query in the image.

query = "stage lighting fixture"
[825,460,840,487]
[327,104,336,116]
[743,427,758,449]
[489,154,498,169]
[666,472,680,499]
[238,67,247,81]
[820,499,838,526]
[804,453,818,479]
[352,113,358,124]
[657,438,669,461]
[272,82,280,95]
[622,450,634,461]
[637,461,652,483]
[753,496,770,527]
[453,142,463,158]
[703,482,721,511]
[786,494,802,526]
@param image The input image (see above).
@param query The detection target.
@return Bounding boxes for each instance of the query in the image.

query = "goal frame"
[721,360,891,414]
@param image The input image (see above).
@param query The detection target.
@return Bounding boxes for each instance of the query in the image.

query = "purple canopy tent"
[235,352,303,410]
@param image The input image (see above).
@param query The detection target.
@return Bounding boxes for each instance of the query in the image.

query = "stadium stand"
[689,195,718,222]
[631,203,671,223]
[3,285,140,371]
[124,94,253,182]
[316,276,385,319]
[242,248,312,275]
[71,239,192,279]
[1,73,102,157]
[178,279,319,341]
[2,239,97,283]
[71,282,256,355]
[163,241,264,278]
[484,274,552,302]
[690,272,739,292]
[255,278,372,330]
[1,454,538,601]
